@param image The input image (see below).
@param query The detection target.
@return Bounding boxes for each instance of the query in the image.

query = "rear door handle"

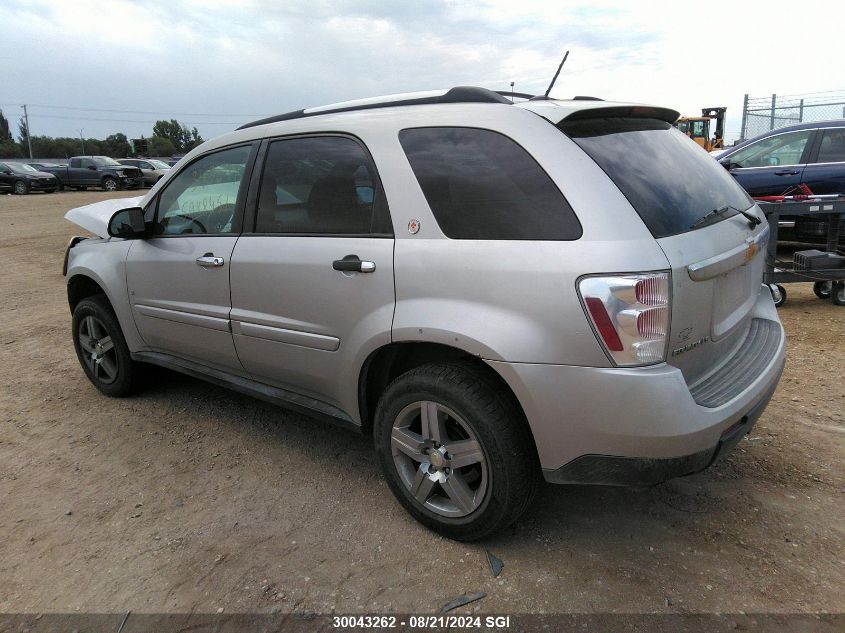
[196,253,225,268]
[333,254,376,273]
[774,169,800,176]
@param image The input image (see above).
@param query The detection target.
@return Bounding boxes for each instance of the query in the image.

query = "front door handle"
[774,169,800,176]
[333,254,376,273]
[196,253,225,268]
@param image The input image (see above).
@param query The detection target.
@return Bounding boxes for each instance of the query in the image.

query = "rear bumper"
[487,286,786,482]
[542,374,779,485]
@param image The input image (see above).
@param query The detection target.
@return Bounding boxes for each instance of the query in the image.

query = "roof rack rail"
[238,86,511,130]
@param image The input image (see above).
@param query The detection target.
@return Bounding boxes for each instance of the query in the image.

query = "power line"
[0,101,268,118]
[20,112,240,126]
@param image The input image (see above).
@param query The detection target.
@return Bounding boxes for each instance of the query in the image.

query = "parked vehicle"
[62,87,785,540]
[0,162,58,194]
[117,158,170,187]
[675,106,727,152]
[718,120,845,242]
[40,156,142,192]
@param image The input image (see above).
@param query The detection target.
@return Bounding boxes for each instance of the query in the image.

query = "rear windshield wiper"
[691,205,761,230]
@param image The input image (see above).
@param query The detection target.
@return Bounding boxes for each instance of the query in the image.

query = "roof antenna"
[544,50,569,98]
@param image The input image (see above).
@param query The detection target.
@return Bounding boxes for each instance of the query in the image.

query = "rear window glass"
[562,118,753,238]
[399,127,582,240]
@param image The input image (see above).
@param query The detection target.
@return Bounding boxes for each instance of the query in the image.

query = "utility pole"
[21,104,33,159]
[79,129,86,155]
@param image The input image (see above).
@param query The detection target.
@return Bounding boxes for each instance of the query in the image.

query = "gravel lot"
[1,190,843,616]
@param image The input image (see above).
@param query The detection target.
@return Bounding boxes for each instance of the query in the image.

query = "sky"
[1,0,844,146]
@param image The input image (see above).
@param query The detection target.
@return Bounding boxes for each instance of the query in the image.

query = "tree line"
[0,109,204,159]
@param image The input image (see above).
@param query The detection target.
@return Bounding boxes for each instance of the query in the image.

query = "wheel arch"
[67,273,110,314]
[358,342,537,453]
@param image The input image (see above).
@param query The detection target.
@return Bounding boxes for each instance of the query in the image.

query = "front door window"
[728,130,812,168]
[155,144,252,235]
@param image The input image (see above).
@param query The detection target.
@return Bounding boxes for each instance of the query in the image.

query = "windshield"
[562,118,753,238]
[10,163,38,173]
[148,159,170,169]
[92,156,122,167]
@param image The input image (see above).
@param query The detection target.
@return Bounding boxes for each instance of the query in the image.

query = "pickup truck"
[40,156,142,192]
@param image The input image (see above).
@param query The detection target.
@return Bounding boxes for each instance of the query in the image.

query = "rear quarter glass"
[562,118,753,238]
[398,127,582,240]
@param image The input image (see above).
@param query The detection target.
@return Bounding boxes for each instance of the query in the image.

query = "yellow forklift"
[675,107,726,151]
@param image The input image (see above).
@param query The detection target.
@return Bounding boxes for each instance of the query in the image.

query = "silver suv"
[63,87,785,540]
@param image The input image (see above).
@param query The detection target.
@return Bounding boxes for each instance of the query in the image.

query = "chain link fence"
[740,91,845,141]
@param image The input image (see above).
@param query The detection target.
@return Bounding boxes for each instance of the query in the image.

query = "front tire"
[102,177,119,192]
[72,295,139,397]
[13,180,29,195]
[374,362,540,541]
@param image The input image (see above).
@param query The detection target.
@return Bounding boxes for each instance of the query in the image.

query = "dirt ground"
[0,190,843,616]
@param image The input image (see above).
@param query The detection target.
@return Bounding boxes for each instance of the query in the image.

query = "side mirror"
[108,207,147,239]
[87,165,97,170]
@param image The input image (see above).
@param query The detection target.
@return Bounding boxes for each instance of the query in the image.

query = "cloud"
[0,0,842,143]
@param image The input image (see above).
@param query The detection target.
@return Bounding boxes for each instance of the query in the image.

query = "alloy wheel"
[77,315,118,384]
[391,401,488,518]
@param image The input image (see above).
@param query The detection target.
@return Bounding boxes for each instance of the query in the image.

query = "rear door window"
[253,136,390,235]
[562,118,753,238]
[815,128,845,163]
[399,127,581,240]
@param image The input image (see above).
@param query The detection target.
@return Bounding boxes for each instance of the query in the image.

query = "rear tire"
[374,362,540,541]
[13,180,28,195]
[72,295,140,397]
[832,282,845,306]
[813,281,832,300]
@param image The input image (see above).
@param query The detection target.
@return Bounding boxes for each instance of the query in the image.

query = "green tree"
[0,138,22,158]
[0,109,12,141]
[102,133,131,158]
[18,116,28,144]
[149,135,177,157]
[188,126,204,150]
[152,119,204,153]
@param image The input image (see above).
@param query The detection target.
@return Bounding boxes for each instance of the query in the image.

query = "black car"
[0,162,59,194]
[38,156,142,191]
[718,120,845,242]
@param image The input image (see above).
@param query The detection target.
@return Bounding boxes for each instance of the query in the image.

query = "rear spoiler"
[563,105,680,124]
[517,100,680,125]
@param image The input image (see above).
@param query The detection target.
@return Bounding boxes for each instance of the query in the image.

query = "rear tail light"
[578,272,670,366]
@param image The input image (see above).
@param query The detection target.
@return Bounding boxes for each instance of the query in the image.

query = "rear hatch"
[558,114,768,385]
